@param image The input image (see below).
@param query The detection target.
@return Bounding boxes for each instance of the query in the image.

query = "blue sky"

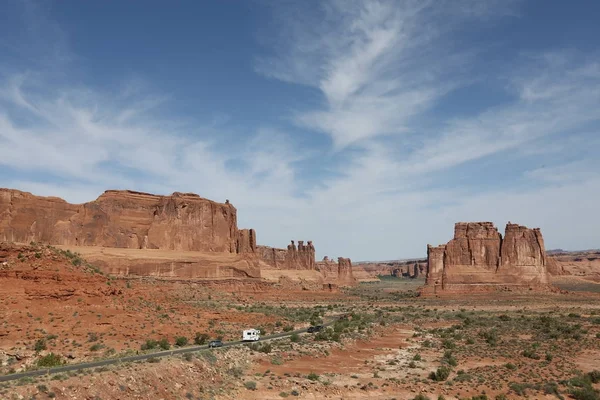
[1,0,599,260]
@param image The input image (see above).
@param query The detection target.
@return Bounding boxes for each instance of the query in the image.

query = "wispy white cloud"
[1,0,600,260]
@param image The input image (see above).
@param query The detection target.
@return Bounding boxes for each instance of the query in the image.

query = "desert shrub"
[413,394,430,400]
[442,339,455,349]
[508,382,537,396]
[141,339,158,351]
[158,338,170,350]
[522,349,541,360]
[244,381,257,390]
[228,367,244,378]
[280,392,289,398]
[588,370,600,384]
[480,329,499,346]
[37,353,64,367]
[90,343,103,351]
[494,395,507,400]
[290,333,300,343]
[307,372,319,381]
[471,396,488,400]
[175,336,188,347]
[413,353,422,361]
[248,342,272,354]
[542,382,561,397]
[429,366,451,381]
[442,350,457,367]
[34,339,47,352]
[88,332,99,342]
[504,363,517,370]
[194,332,209,345]
[283,325,294,332]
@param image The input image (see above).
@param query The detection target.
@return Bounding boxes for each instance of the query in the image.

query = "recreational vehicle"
[242,329,260,341]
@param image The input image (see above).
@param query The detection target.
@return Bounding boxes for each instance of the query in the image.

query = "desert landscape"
[0,188,599,400]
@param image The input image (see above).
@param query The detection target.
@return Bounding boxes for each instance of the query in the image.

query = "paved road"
[0,322,336,384]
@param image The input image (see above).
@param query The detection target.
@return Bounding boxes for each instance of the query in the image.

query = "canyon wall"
[356,260,426,279]
[257,240,315,270]
[0,188,254,254]
[423,222,552,295]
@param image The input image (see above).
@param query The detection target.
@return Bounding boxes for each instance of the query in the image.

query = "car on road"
[307,325,324,333]
[208,340,223,348]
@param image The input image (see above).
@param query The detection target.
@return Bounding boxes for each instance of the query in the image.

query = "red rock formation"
[258,240,315,270]
[357,260,427,279]
[423,222,553,295]
[337,257,356,285]
[236,229,256,254]
[0,188,255,254]
[315,256,356,286]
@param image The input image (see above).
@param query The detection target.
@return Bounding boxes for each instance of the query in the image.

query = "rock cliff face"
[356,260,426,279]
[0,188,254,254]
[337,257,356,285]
[315,256,356,287]
[423,222,552,294]
[257,240,315,270]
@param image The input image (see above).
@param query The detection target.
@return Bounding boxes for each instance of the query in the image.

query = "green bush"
[34,339,47,352]
[90,343,103,351]
[194,332,209,345]
[141,339,158,351]
[413,394,430,400]
[158,338,170,350]
[307,372,319,381]
[588,370,600,384]
[244,381,257,390]
[175,336,188,347]
[429,366,451,381]
[36,353,64,367]
[522,349,541,360]
[290,333,300,343]
[504,363,517,370]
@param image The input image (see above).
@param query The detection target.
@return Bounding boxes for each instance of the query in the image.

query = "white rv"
[242,329,260,341]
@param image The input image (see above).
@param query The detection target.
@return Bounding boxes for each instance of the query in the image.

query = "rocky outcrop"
[356,260,426,279]
[236,229,256,254]
[0,188,255,254]
[423,222,553,295]
[547,250,600,282]
[258,240,315,270]
[315,256,356,287]
[337,257,356,285]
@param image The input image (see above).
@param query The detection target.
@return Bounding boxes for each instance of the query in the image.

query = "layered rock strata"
[423,222,552,294]
[0,188,254,254]
[316,256,356,286]
[257,240,315,270]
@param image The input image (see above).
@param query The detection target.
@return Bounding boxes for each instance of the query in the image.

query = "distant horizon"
[1,1,599,261]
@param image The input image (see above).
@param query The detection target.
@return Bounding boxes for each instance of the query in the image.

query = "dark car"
[208,340,223,348]
[307,325,324,333]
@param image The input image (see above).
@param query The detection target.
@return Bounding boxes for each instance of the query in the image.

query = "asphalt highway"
[0,321,336,383]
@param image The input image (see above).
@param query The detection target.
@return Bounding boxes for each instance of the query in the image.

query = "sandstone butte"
[0,188,355,286]
[422,222,555,295]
